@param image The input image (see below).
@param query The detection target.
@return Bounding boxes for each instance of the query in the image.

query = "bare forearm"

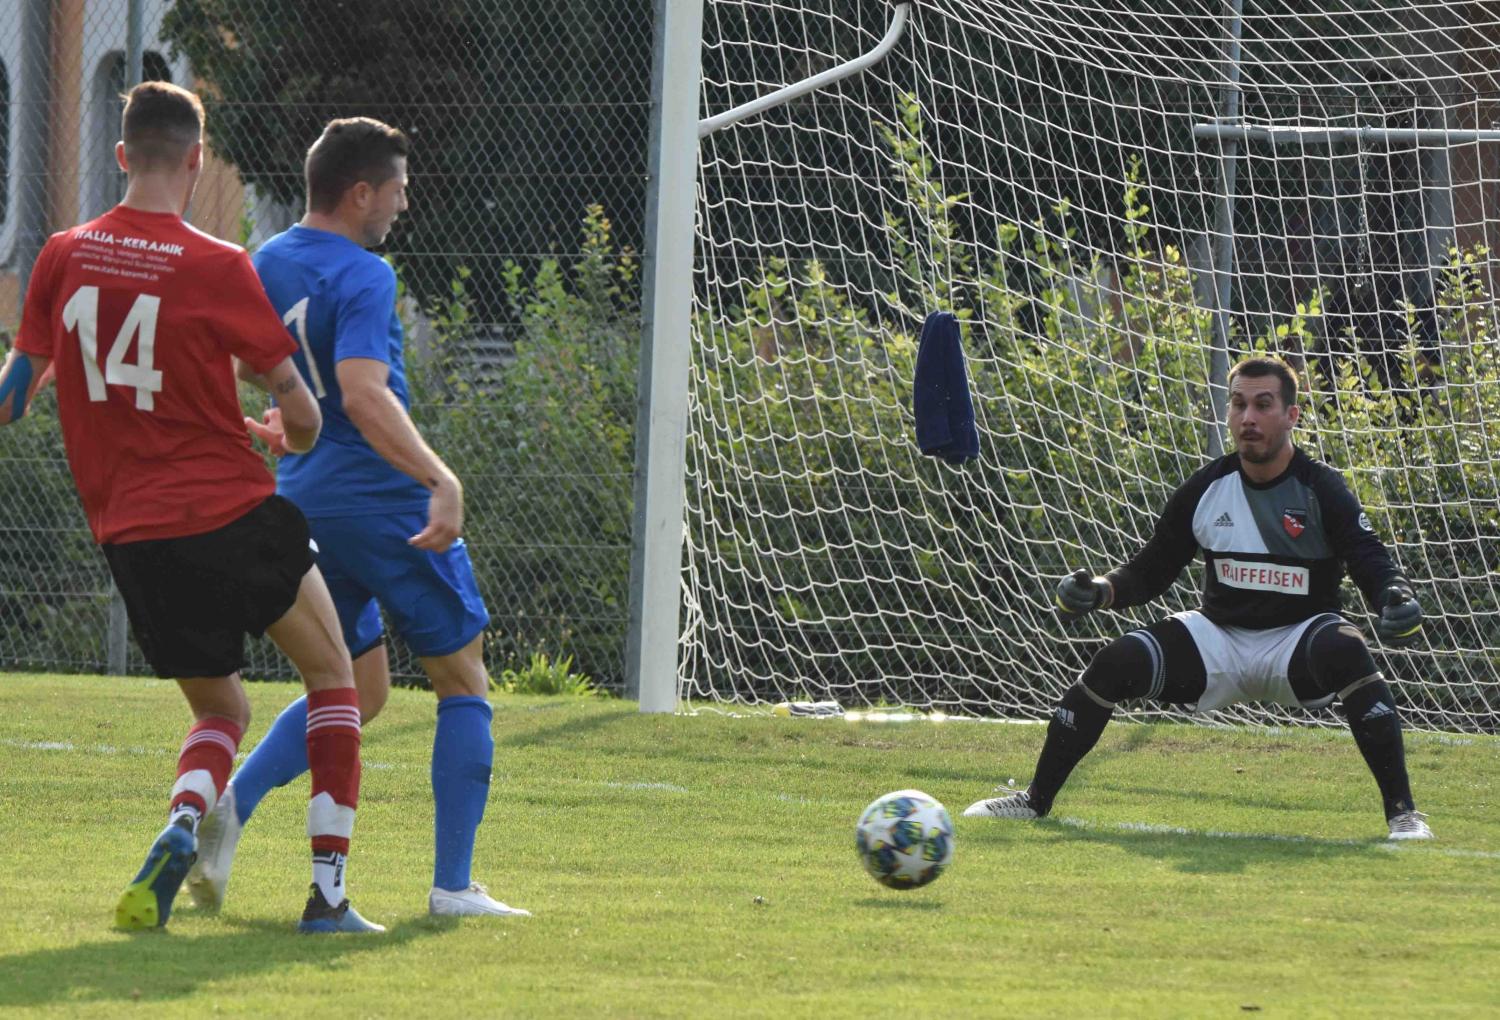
[274,373,319,453]
[235,357,270,393]
[345,389,454,490]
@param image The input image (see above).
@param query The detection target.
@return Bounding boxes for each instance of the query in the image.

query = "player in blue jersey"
[186,117,528,918]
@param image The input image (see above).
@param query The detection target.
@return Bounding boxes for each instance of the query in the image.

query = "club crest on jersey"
[1282,508,1307,538]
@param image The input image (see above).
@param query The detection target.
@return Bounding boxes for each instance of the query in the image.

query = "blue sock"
[432,696,493,892]
[230,696,311,824]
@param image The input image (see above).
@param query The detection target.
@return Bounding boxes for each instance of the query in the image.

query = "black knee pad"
[1080,634,1154,703]
[1081,618,1206,705]
[1291,616,1379,702]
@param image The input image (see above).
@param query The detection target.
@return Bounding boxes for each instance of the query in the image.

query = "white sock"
[312,850,347,905]
[169,806,202,834]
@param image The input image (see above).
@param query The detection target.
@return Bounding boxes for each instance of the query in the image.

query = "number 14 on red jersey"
[60,285,163,411]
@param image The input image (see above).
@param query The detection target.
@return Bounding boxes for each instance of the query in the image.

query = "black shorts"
[102,495,315,679]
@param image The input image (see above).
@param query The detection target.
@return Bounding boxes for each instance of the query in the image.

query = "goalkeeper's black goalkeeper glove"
[1055,568,1114,620]
[1376,584,1423,647]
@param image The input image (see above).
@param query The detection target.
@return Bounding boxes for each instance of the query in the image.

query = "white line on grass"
[686,705,1495,744]
[0,737,173,757]
[0,737,410,770]
[1058,815,1365,847]
[1055,815,1500,859]
[1377,844,1500,859]
[0,740,680,788]
[1419,734,1477,747]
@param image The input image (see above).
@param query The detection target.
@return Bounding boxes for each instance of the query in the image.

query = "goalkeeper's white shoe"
[1387,810,1434,841]
[429,882,532,917]
[961,789,1040,819]
[186,783,244,912]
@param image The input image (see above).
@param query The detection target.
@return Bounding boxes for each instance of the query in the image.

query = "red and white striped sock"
[306,688,361,904]
[170,717,243,831]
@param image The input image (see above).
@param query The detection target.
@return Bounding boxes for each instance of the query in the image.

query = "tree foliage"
[160,0,650,318]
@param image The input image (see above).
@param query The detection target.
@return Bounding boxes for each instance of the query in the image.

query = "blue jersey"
[252,225,428,518]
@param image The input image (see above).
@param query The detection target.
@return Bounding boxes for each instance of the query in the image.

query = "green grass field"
[0,674,1496,1018]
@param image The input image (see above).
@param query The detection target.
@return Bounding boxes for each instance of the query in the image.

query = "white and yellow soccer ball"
[855,789,954,889]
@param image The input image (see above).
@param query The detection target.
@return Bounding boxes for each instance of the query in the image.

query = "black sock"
[1028,683,1114,816]
[1341,679,1415,819]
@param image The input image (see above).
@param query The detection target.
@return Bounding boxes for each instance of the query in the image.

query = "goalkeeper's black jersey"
[1105,447,1406,629]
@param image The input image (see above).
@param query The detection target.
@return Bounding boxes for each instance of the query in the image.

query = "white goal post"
[629,0,1500,734]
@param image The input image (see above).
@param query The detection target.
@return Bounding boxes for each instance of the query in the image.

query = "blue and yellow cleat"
[297,884,386,934]
[114,821,197,930]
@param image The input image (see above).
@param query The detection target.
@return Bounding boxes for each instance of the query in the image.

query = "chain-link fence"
[0,0,652,688]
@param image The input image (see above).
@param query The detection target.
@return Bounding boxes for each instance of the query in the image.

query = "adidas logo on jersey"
[1362,702,1395,722]
[1214,512,1234,527]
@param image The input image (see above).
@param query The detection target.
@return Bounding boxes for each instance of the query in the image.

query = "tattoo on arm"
[273,375,300,396]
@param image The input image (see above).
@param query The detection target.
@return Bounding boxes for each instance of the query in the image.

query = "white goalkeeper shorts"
[1171,609,1345,714]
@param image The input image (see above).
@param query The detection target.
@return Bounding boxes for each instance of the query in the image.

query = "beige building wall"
[2,0,248,335]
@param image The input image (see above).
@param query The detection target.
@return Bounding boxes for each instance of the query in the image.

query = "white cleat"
[1387,810,1434,841]
[429,882,532,918]
[187,783,244,912]
[962,789,1040,819]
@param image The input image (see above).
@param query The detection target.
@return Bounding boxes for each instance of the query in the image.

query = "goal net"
[682,0,1500,732]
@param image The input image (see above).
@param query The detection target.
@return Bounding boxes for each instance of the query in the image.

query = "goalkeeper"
[965,356,1432,840]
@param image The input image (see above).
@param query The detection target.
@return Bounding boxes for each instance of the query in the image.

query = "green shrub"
[0,386,115,672]
[679,95,1500,723]
[405,204,638,689]
[1298,243,1500,727]
[497,652,605,698]
[8,96,1499,730]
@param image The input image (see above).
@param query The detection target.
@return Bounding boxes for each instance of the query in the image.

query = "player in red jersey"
[0,82,379,933]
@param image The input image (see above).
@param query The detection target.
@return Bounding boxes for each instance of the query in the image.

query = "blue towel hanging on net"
[913,310,979,465]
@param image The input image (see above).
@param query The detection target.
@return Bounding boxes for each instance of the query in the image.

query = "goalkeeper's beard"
[1237,432,1288,464]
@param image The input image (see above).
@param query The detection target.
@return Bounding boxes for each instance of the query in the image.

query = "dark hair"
[121,81,203,171]
[1228,355,1299,408]
[304,117,410,213]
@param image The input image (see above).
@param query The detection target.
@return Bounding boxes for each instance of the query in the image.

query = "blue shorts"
[307,511,490,659]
